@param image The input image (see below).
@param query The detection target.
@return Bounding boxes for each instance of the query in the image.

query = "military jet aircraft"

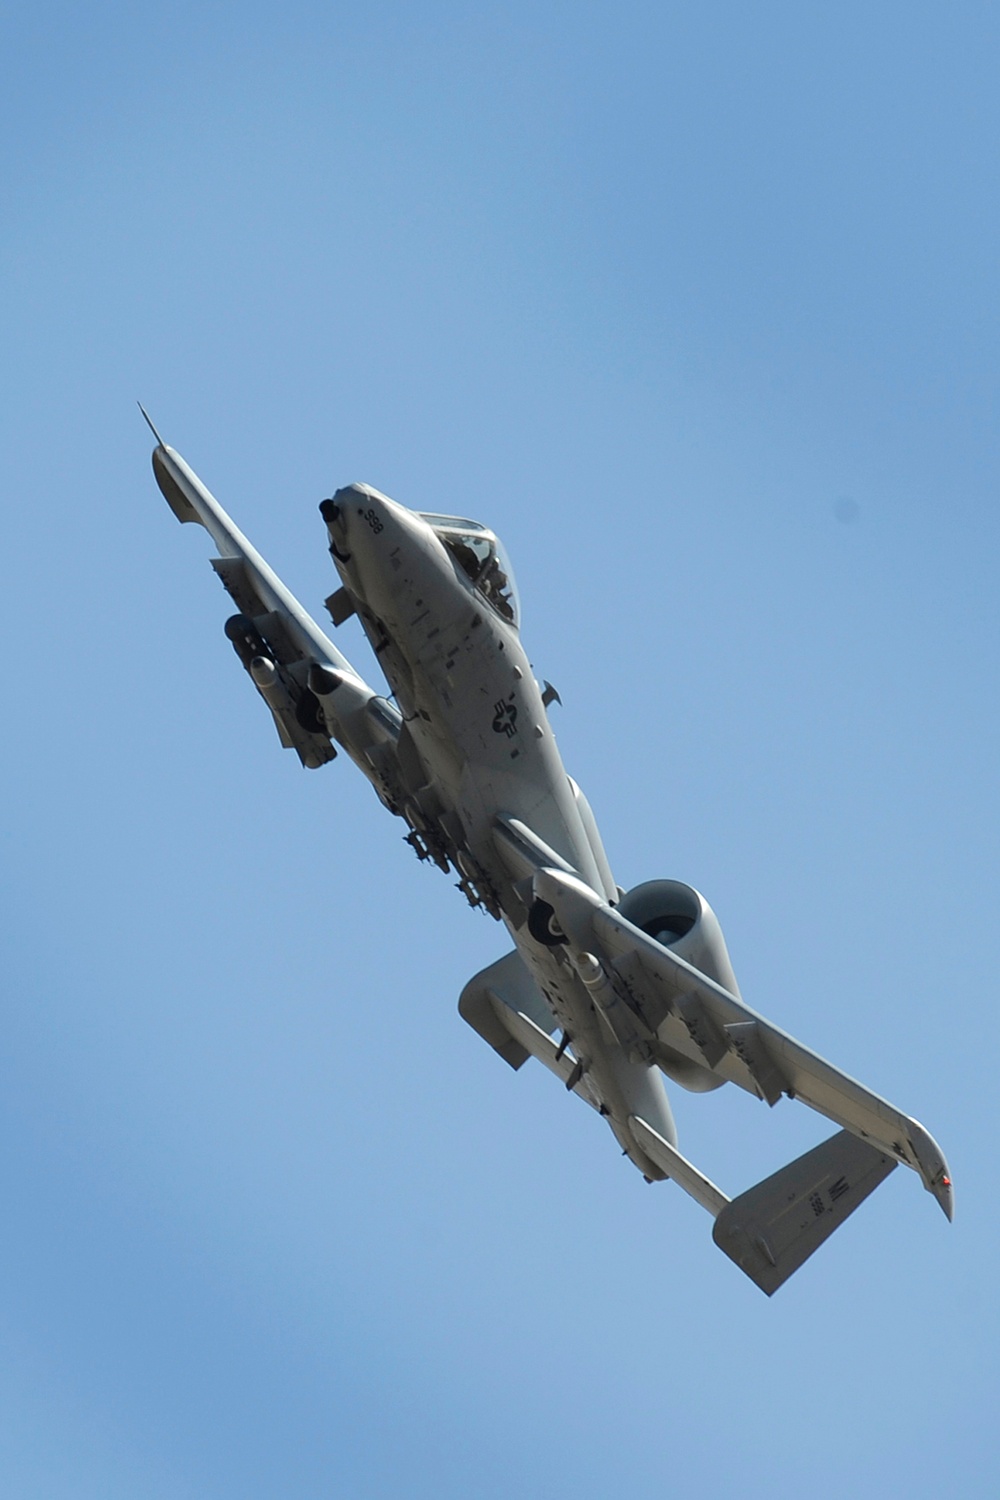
[144,412,952,1295]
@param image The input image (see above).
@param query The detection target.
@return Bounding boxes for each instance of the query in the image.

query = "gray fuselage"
[324,484,677,1170]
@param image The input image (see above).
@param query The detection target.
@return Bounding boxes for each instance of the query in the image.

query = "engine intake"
[615,879,740,1093]
[615,879,740,995]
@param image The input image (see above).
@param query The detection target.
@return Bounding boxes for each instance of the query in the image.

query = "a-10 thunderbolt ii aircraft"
[144,412,952,1295]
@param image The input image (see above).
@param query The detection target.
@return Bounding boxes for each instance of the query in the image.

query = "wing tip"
[150,441,202,526]
[932,1173,955,1221]
[906,1118,954,1220]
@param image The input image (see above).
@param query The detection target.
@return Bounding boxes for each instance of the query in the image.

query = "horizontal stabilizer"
[629,1117,729,1216]
[712,1130,897,1295]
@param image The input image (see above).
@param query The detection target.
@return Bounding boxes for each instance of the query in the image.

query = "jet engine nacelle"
[616,878,740,995]
[615,879,740,1093]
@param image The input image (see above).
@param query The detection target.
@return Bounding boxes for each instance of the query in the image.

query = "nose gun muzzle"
[320,497,351,562]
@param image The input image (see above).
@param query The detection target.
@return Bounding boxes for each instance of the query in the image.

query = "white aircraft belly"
[509,934,678,1170]
[379,569,604,891]
[370,562,676,1161]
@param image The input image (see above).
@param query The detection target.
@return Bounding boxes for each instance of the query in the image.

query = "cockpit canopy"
[419,513,520,627]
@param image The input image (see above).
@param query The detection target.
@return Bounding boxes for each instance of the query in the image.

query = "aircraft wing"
[149,434,408,806]
[532,867,954,1221]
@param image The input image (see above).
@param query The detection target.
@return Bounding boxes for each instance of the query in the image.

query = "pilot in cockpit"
[421,513,520,626]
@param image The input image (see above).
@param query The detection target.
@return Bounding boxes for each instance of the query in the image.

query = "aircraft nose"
[320,483,385,558]
[320,482,373,535]
[322,484,397,532]
[319,484,410,594]
[320,488,357,562]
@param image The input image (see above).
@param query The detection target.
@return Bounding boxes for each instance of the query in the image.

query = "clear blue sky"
[2,4,996,1495]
